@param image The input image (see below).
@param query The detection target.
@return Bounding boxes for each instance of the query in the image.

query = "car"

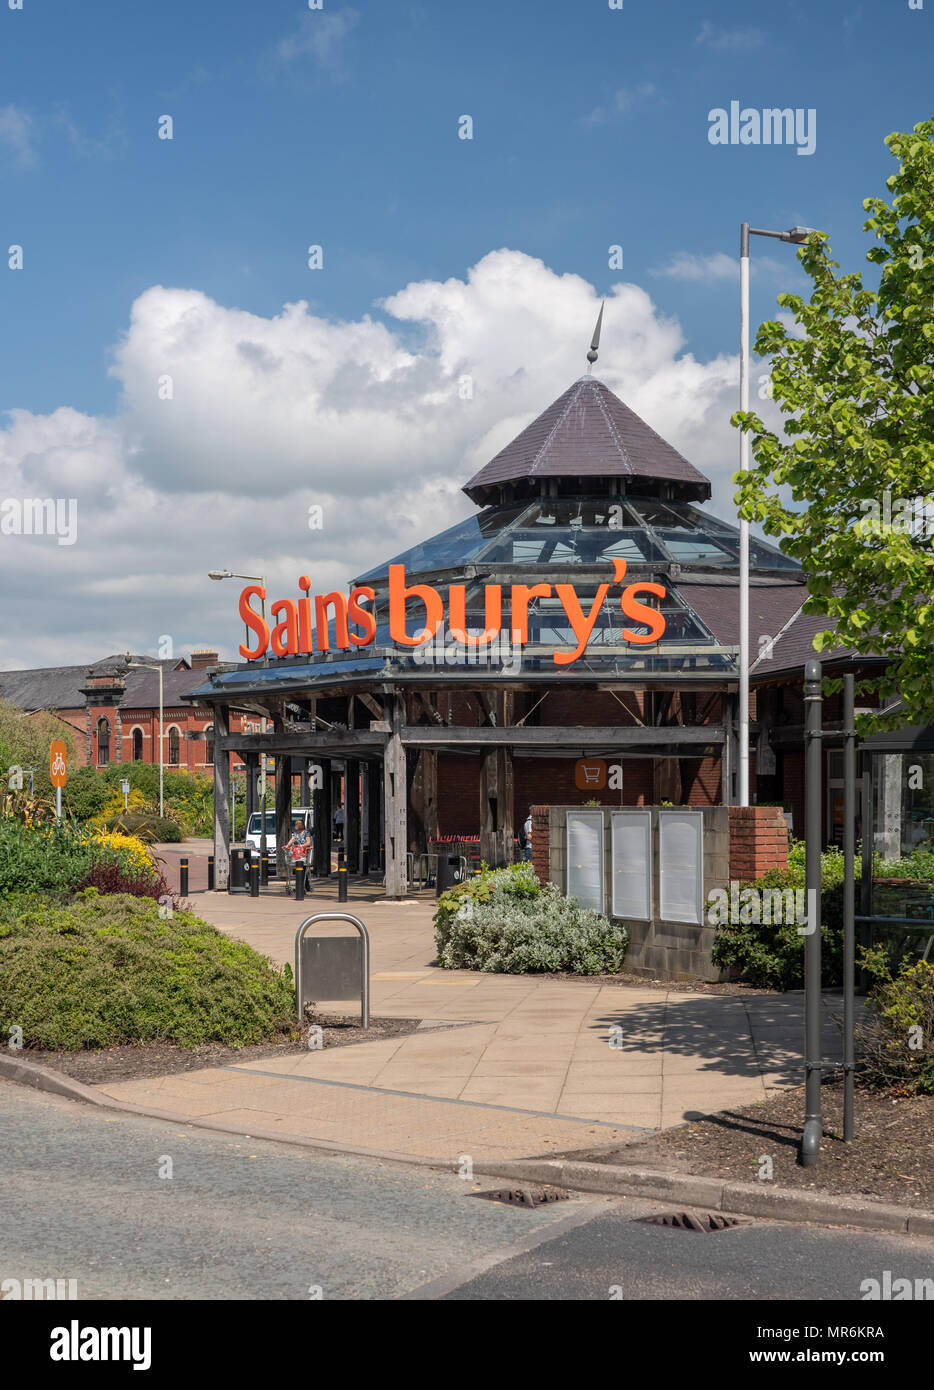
[244,808,313,866]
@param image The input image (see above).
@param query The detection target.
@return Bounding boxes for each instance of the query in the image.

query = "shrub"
[0,819,161,899]
[105,811,183,843]
[857,951,934,1094]
[435,861,541,940]
[0,891,296,1050]
[62,766,112,822]
[435,877,628,975]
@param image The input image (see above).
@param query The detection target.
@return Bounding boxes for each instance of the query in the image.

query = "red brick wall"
[728,805,789,882]
[530,804,550,886]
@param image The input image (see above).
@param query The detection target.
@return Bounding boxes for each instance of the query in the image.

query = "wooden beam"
[217,730,385,753]
[399,725,724,747]
[213,705,230,889]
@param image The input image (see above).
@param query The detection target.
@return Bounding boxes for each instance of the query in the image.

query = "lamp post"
[125,657,164,817]
[738,224,817,806]
[209,567,269,869]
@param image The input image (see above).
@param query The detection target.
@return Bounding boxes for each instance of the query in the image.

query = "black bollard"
[362,847,369,875]
[260,852,269,887]
[179,857,189,897]
[249,858,260,897]
[294,864,305,901]
[338,865,348,902]
[207,855,215,891]
[379,843,385,873]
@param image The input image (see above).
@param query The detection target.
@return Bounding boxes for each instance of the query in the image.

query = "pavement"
[85,871,853,1167]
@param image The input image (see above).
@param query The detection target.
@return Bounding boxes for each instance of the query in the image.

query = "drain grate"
[637,1209,746,1233]
[472,1184,572,1209]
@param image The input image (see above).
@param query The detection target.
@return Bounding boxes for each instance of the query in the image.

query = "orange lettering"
[449,584,502,645]
[314,592,350,652]
[388,564,443,646]
[270,599,300,657]
[553,584,609,665]
[620,583,666,644]
[298,576,313,652]
[509,583,552,644]
[238,584,269,660]
[348,586,377,646]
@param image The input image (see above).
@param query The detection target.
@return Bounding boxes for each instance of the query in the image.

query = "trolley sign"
[49,742,67,787]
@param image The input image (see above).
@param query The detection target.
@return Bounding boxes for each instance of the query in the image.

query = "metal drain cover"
[637,1209,746,1232]
[473,1185,572,1209]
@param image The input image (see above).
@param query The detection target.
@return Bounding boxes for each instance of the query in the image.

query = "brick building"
[0,648,249,773]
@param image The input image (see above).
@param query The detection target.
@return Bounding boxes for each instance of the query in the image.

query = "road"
[2,1081,932,1304]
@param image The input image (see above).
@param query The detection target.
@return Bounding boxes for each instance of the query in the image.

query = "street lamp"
[208,568,269,867]
[738,223,818,806]
[125,657,164,817]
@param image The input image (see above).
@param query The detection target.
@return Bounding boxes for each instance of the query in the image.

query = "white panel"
[566,811,604,913]
[610,810,652,920]
[658,810,704,925]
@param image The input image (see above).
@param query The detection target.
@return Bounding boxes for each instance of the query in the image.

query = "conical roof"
[462,376,711,505]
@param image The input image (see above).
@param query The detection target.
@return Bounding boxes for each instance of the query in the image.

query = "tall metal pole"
[738,223,751,806]
[843,673,856,1141]
[801,658,823,1166]
[158,665,164,819]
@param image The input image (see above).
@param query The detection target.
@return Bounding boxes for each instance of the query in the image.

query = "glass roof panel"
[353,503,531,582]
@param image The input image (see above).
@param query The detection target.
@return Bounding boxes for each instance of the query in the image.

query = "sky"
[1,0,932,668]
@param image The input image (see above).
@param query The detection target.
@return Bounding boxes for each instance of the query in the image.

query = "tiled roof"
[0,665,90,711]
[463,376,711,503]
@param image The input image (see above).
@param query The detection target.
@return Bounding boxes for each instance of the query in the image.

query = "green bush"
[63,766,112,822]
[857,953,934,1094]
[0,818,159,898]
[435,870,628,975]
[105,811,183,843]
[102,765,214,836]
[0,891,296,1050]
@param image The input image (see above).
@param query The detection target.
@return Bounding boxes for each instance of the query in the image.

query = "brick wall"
[529,804,550,886]
[728,805,789,882]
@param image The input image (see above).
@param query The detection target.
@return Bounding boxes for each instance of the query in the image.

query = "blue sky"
[1,0,932,665]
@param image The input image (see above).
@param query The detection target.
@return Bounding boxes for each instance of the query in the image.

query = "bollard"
[294,864,305,901]
[179,857,189,897]
[379,844,385,873]
[338,865,348,902]
[362,847,369,875]
[249,858,260,897]
[260,852,269,887]
[207,855,215,891]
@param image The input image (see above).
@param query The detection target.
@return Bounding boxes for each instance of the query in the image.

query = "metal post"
[260,851,269,887]
[179,857,188,897]
[338,863,348,902]
[294,912,370,1028]
[843,673,856,1141]
[801,658,823,1166]
[56,785,62,822]
[207,855,215,891]
[294,864,305,901]
[249,859,259,897]
[738,222,751,807]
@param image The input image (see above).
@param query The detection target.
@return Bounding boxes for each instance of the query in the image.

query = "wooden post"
[213,705,230,889]
[245,751,258,819]
[500,745,514,863]
[345,759,360,875]
[275,753,292,879]
[480,748,498,866]
[383,695,407,897]
[367,761,381,873]
[313,759,331,876]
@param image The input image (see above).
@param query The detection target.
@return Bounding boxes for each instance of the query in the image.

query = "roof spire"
[586,301,604,373]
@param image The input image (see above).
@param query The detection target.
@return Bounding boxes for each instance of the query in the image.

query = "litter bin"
[228,847,250,894]
[435,854,465,897]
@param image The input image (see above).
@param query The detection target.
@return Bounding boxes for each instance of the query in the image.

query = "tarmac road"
[2,1081,932,1305]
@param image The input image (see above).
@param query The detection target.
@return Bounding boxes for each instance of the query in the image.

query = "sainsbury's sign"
[239,558,666,667]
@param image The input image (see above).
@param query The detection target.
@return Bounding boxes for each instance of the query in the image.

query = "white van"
[245,807,313,862]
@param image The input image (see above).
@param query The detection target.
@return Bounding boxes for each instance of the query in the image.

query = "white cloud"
[650,251,791,282]
[695,22,766,51]
[582,83,657,126]
[0,249,767,668]
[276,9,360,67]
[0,105,37,168]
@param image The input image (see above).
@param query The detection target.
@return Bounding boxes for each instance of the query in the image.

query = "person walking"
[522,810,533,862]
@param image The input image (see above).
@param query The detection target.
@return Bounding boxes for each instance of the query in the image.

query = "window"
[167,726,180,766]
[97,717,111,767]
[132,727,143,761]
[204,724,214,766]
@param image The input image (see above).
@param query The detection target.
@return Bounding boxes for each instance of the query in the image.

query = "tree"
[734,119,934,730]
[0,701,77,800]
